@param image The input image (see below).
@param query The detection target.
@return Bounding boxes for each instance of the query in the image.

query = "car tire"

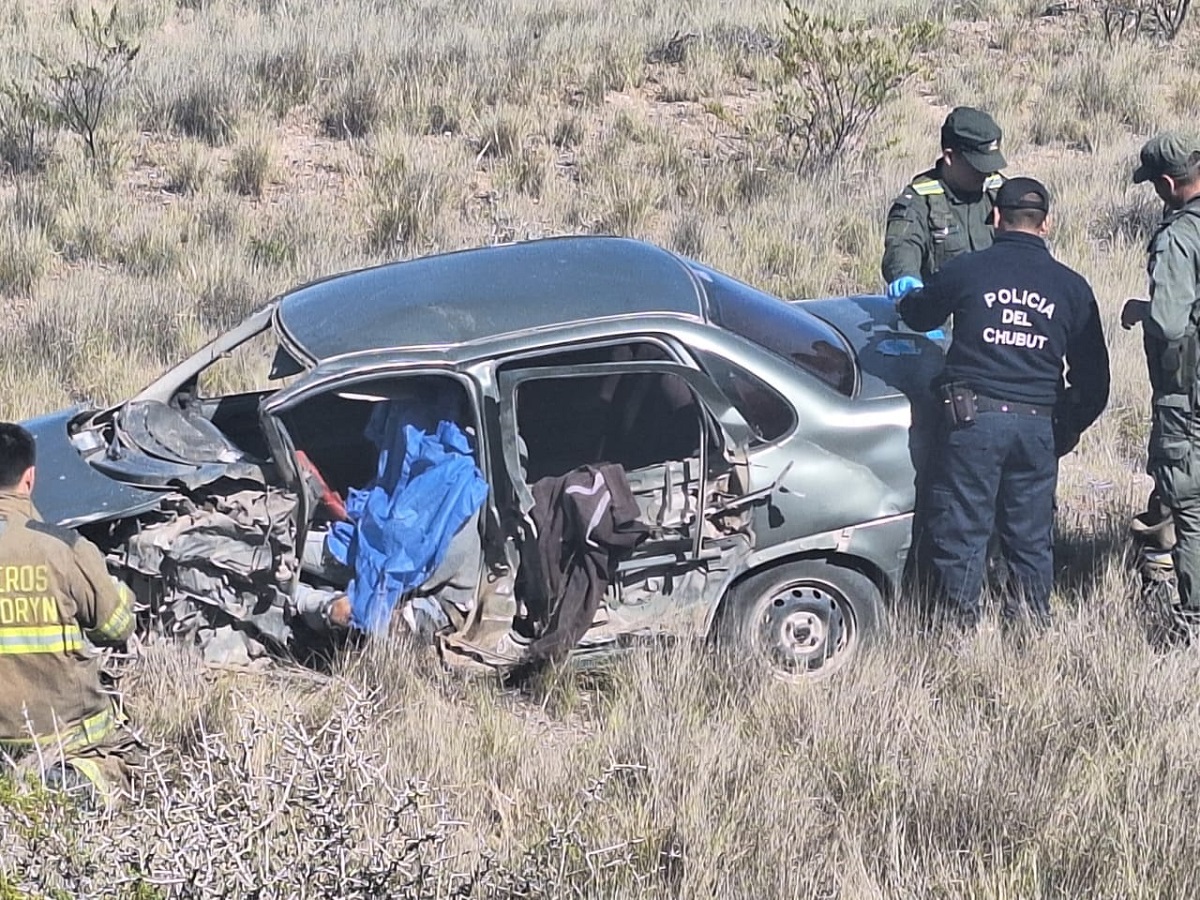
[721,559,882,680]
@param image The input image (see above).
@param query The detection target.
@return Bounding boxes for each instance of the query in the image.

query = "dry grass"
[0,0,1196,895]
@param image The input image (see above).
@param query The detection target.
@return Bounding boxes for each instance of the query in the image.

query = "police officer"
[1121,132,1200,640]
[897,177,1110,628]
[883,107,1007,304]
[0,422,137,806]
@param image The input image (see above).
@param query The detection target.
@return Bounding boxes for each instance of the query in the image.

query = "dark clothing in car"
[898,230,1111,625]
[519,464,649,665]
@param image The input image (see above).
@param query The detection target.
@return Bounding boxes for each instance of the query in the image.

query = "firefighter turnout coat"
[0,491,134,753]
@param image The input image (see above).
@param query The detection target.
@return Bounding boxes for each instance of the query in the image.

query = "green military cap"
[1132,132,1199,183]
[941,106,1006,174]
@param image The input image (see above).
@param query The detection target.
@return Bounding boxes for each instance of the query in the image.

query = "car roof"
[276,236,708,361]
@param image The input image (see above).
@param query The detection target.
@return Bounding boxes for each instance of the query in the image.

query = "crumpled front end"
[95,479,306,666]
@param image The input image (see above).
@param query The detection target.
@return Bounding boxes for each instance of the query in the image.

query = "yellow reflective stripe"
[0,705,119,752]
[66,757,114,803]
[92,583,134,641]
[911,178,944,196]
[0,624,84,654]
[984,173,1005,190]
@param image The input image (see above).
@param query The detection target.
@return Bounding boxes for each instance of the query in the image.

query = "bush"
[36,4,139,165]
[773,5,935,171]
[364,167,450,255]
[0,81,57,175]
[254,39,323,115]
[1090,0,1192,42]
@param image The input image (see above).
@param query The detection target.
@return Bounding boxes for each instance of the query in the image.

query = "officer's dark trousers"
[924,411,1057,627]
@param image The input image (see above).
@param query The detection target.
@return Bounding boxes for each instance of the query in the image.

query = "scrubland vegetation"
[2,0,1199,896]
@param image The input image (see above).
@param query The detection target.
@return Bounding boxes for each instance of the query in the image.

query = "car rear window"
[689,263,856,397]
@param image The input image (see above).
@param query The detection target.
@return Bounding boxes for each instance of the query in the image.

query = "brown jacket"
[0,491,134,750]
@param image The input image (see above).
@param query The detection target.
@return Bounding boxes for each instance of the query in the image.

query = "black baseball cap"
[941,106,1006,174]
[995,176,1050,212]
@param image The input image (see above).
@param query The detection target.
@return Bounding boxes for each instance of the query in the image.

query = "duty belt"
[974,395,1054,417]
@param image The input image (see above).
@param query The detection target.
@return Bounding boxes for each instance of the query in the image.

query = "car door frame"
[257,359,498,599]
[495,357,756,571]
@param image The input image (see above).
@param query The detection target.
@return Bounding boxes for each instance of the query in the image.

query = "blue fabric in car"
[325,402,488,634]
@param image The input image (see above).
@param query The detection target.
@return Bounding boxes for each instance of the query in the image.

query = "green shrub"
[773,5,935,170]
[36,4,139,165]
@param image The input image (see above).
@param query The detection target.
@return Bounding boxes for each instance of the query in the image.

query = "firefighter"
[0,422,138,806]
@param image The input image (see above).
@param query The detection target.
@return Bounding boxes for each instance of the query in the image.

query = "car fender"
[701,512,913,636]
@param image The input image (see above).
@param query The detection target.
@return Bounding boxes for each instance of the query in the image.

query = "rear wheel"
[722,559,882,680]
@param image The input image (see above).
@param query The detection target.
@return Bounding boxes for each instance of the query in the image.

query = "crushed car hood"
[23,408,165,528]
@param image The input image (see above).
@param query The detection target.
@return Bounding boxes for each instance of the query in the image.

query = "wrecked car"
[21,236,944,677]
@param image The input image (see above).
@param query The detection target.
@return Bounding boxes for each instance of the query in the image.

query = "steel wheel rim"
[754,577,856,676]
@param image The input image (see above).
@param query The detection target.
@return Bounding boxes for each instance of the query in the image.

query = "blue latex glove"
[886,275,923,300]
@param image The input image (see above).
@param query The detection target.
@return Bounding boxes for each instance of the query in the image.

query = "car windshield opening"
[690,263,857,397]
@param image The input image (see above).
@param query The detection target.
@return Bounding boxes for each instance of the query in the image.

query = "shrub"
[36,4,139,165]
[319,76,385,140]
[1089,0,1192,42]
[474,109,530,159]
[550,114,584,149]
[0,80,57,175]
[364,167,450,255]
[254,38,323,115]
[1090,193,1164,244]
[773,6,935,171]
[117,224,181,277]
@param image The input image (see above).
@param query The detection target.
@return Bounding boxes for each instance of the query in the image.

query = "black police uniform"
[898,230,1110,626]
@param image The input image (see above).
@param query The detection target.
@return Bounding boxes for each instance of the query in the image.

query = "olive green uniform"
[0,491,136,800]
[1142,197,1200,617]
[881,166,1005,284]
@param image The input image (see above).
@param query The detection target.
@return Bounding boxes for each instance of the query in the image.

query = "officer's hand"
[886,275,923,301]
[1120,297,1150,330]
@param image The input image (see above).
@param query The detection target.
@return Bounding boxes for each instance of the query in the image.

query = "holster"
[938,381,977,429]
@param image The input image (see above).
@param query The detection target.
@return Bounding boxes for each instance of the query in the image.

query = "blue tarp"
[326,404,488,634]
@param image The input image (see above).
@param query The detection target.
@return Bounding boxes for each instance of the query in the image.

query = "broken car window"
[691,347,796,444]
[690,263,857,397]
